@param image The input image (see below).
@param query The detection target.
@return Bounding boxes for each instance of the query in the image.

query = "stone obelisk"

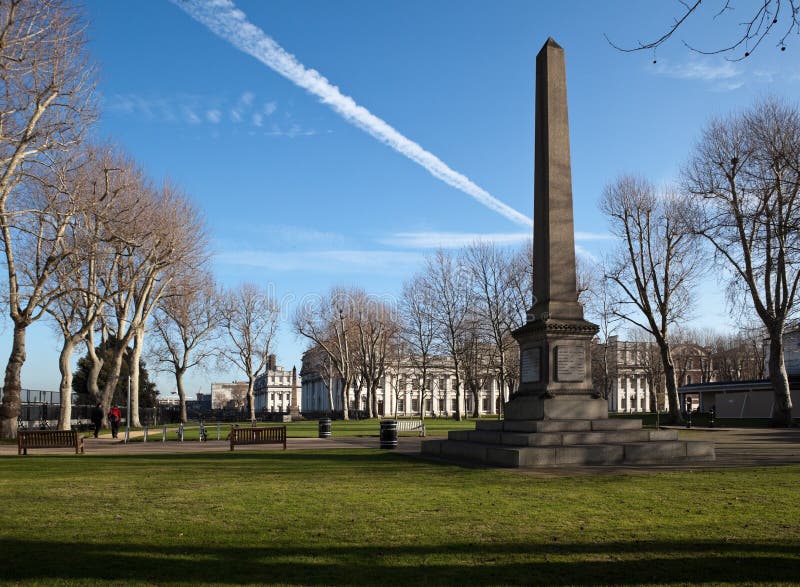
[420,39,715,467]
[505,38,602,421]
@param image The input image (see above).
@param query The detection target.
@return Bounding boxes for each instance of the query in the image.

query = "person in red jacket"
[108,405,122,439]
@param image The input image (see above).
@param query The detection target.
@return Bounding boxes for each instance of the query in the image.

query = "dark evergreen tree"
[72,337,159,407]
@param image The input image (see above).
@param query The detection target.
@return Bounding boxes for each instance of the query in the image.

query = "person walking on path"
[108,405,122,439]
[90,403,103,438]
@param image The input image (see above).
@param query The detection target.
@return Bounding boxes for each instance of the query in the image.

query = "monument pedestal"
[504,395,608,421]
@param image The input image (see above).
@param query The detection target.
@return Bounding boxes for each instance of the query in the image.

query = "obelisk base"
[504,395,608,421]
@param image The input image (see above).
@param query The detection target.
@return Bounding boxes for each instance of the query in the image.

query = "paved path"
[4,428,800,475]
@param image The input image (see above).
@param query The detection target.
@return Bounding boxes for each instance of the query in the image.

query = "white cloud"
[232,224,348,247]
[384,231,529,249]
[384,230,611,249]
[103,91,283,131]
[215,248,422,274]
[653,58,742,82]
[172,0,531,227]
[184,108,202,124]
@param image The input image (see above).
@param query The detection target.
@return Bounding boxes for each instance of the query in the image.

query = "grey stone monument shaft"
[506,38,602,421]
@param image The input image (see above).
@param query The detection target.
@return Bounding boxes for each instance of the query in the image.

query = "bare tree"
[504,241,534,399]
[684,98,800,425]
[219,283,280,421]
[294,287,359,420]
[424,250,469,420]
[464,241,518,416]
[98,180,207,426]
[150,271,220,423]
[458,310,494,418]
[352,289,397,418]
[0,0,95,438]
[607,0,799,61]
[44,144,130,429]
[628,328,667,413]
[584,260,620,400]
[400,274,436,418]
[601,175,702,424]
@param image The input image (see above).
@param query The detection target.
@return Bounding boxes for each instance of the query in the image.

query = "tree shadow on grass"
[2,538,797,585]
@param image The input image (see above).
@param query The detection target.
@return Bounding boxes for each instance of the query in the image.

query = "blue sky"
[4,0,799,397]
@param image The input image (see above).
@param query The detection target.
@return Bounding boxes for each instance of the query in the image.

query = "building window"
[412,377,419,391]
[439,377,446,391]
[398,398,405,412]
[424,399,432,413]
[482,397,490,412]
[451,398,458,412]
[411,398,419,412]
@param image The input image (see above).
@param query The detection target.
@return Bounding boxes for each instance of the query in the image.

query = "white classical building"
[603,336,654,414]
[253,355,300,414]
[300,349,506,418]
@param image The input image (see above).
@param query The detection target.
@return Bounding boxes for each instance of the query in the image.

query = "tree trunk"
[767,331,793,427]
[247,375,256,421]
[371,381,379,417]
[175,369,188,423]
[454,372,462,421]
[660,343,683,425]
[498,350,506,419]
[57,338,76,430]
[0,322,27,439]
[129,327,144,427]
[326,379,334,417]
[86,330,103,403]
[102,353,126,427]
[340,378,350,420]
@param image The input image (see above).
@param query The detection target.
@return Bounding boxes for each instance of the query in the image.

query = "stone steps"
[448,428,678,447]
[475,418,643,433]
[421,438,716,467]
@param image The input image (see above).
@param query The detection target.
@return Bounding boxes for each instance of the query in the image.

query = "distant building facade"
[300,348,506,418]
[253,354,301,414]
[596,336,714,414]
[210,381,249,409]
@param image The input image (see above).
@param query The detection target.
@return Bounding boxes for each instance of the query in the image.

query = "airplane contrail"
[171,0,532,227]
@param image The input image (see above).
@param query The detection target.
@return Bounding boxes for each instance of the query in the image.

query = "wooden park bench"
[396,419,427,437]
[229,425,287,451]
[18,430,84,455]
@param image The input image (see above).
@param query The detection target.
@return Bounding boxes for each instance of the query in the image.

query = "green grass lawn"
[0,450,798,586]
[120,417,492,442]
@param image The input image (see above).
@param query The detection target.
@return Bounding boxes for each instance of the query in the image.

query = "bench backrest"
[396,419,424,431]
[230,426,286,450]
[18,430,83,455]
[19,430,79,446]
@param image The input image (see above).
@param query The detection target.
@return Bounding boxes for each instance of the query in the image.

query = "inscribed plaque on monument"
[555,345,585,382]
[521,348,541,383]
